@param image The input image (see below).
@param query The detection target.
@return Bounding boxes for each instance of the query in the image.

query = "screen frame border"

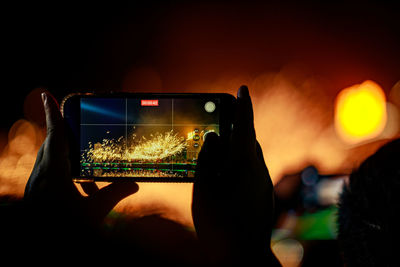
[61,92,236,183]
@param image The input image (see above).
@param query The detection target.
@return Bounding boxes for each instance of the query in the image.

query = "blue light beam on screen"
[81,101,124,119]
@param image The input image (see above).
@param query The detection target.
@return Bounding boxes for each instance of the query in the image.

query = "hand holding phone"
[24,92,139,226]
[192,86,279,265]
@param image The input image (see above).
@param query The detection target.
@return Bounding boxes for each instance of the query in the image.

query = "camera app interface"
[80,97,220,179]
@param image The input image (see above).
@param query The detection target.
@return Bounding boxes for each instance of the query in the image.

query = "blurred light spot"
[334,80,387,144]
[0,120,43,197]
[8,120,37,155]
[301,166,318,186]
[295,206,338,240]
[316,177,345,206]
[272,238,304,267]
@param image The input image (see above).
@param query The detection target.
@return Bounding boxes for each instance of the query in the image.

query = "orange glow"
[0,119,44,196]
[1,75,395,228]
[334,80,387,144]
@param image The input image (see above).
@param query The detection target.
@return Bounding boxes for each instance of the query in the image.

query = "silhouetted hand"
[192,86,280,265]
[24,92,138,227]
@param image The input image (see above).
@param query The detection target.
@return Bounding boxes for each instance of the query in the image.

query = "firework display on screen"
[80,97,219,178]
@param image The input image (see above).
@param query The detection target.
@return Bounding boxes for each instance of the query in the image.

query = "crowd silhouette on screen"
[0,85,399,266]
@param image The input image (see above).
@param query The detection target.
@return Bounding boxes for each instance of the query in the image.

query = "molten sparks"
[84,129,187,163]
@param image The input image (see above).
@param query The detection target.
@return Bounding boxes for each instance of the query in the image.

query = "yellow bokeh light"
[334,80,387,144]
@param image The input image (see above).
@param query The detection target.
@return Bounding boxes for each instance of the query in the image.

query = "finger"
[237,85,254,123]
[42,92,63,136]
[192,132,221,229]
[256,141,272,180]
[232,85,256,153]
[24,143,45,199]
[86,182,139,223]
[42,92,68,161]
[193,132,221,210]
[195,132,220,182]
[33,142,45,168]
[80,182,100,196]
[256,141,266,163]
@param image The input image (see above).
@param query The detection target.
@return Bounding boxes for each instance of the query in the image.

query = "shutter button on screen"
[204,101,216,113]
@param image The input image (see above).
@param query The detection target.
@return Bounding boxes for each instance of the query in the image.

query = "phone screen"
[79,97,220,179]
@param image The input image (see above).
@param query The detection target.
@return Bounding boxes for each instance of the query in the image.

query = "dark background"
[2,1,400,130]
[1,3,399,265]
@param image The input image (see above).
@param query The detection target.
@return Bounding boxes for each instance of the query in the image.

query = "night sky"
[2,1,400,131]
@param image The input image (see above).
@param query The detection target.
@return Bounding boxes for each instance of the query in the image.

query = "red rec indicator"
[141,99,159,106]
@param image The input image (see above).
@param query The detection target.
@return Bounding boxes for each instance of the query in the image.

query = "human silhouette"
[2,86,281,266]
[192,86,281,265]
[338,138,400,267]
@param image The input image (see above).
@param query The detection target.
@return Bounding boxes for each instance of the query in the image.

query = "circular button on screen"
[204,101,216,113]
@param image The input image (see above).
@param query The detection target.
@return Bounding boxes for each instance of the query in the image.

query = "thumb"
[232,85,256,155]
[86,182,139,223]
[42,92,63,136]
[195,132,220,182]
[193,132,221,211]
[41,92,68,160]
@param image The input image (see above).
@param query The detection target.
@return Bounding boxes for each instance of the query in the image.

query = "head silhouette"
[338,138,400,266]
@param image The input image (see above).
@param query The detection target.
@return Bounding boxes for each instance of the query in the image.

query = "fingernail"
[41,92,47,104]
[237,85,249,99]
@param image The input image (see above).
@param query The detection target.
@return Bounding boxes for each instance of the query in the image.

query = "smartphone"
[61,93,236,182]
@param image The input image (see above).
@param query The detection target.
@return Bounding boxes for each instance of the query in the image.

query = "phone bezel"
[61,92,236,183]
